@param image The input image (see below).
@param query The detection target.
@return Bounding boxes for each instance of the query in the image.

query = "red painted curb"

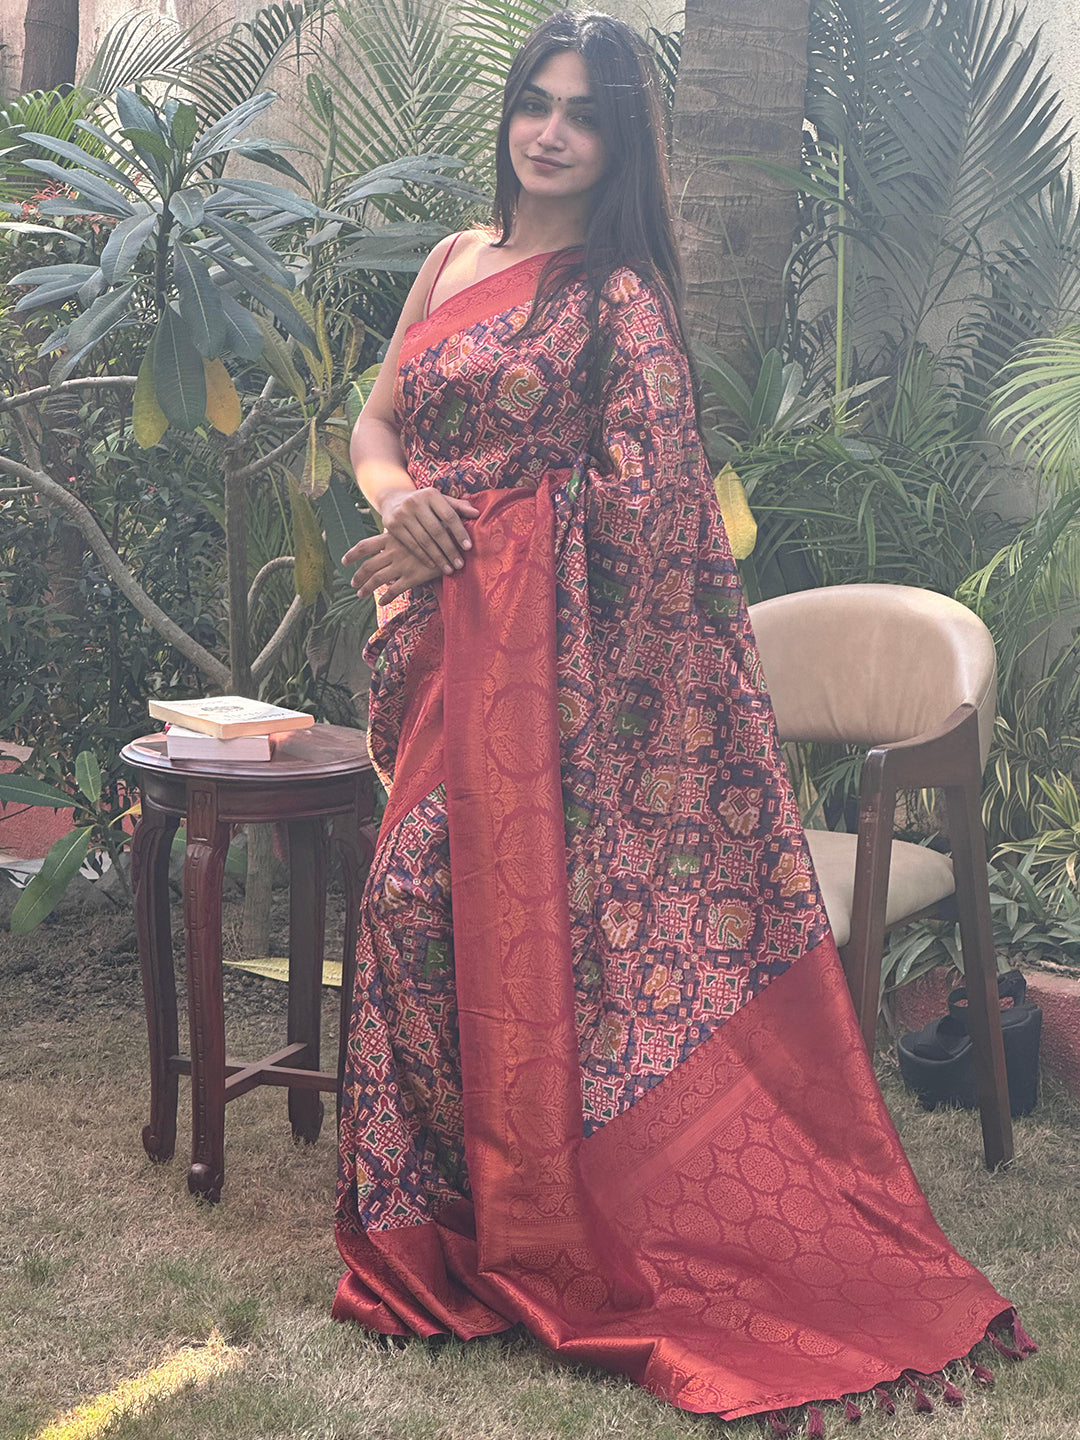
[0,757,72,860]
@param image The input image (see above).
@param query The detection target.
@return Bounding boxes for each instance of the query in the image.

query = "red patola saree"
[334,253,1025,1422]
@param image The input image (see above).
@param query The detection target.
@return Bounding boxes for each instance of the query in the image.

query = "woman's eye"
[573,112,597,129]
[519,98,546,115]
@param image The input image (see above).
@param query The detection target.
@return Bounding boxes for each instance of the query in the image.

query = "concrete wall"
[0,1,673,105]
[0,1,265,102]
[1,1,1074,191]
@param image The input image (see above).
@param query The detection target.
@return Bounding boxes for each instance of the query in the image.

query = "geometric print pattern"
[337,787,469,1234]
[334,258,1023,1422]
[340,263,833,1234]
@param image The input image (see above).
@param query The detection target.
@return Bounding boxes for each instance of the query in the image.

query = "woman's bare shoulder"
[422,228,499,314]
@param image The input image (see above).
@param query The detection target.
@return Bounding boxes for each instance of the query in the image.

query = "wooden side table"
[122,725,377,1202]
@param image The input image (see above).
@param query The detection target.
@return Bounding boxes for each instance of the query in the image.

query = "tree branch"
[232,381,352,482]
[0,376,138,414]
[251,593,307,685]
[234,373,277,447]
[0,450,230,688]
[248,555,294,610]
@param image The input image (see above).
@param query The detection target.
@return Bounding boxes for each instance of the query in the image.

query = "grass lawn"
[1,905,1077,1440]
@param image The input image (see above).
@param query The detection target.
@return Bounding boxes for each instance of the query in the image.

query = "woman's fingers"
[383,489,477,571]
[430,494,477,554]
[342,533,384,567]
[346,534,393,592]
[348,492,479,595]
[395,507,461,573]
[351,554,395,595]
[351,533,445,598]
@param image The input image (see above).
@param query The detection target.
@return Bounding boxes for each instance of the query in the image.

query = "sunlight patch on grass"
[32,1329,242,1440]
[223,955,343,987]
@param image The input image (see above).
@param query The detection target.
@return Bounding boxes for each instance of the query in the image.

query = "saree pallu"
[334,253,1020,1420]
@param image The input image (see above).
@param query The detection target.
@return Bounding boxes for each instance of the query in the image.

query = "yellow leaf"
[713,463,757,560]
[326,434,352,474]
[253,313,307,403]
[288,474,330,604]
[292,292,324,386]
[301,417,333,497]
[356,362,381,403]
[291,291,317,332]
[203,358,241,435]
[316,299,333,383]
[343,317,364,376]
[132,345,168,448]
[346,362,381,427]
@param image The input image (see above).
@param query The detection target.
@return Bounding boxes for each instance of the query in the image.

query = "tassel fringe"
[1012,1317,1038,1356]
[989,1331,1022,1361]
[942,1380,964,1407]
[904,1374,934,1413]
[873,1386,896,1414]
[762,1316,1032,1434]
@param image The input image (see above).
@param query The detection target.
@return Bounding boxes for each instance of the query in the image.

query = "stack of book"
[148,696,315,762]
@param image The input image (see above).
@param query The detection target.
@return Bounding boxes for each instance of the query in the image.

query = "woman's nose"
[537,112,566,147]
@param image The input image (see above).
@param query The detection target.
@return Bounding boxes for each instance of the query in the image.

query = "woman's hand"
[382,487,479,574]
[344,530,448,602]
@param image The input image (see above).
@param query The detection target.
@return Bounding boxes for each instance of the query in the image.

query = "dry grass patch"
[1,920,1078,1439]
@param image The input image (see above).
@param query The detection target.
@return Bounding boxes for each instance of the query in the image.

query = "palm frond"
[0,89,94,201]
[182,2,328,126]
[81,12,203,98]
[801,0,1070,369]
[989,329,1080,482]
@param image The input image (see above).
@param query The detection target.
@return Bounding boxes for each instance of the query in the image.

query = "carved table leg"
[333,806,376,1125]
[184,782,231,1201]
[287,817,328,1142]
[131,798,181,1162]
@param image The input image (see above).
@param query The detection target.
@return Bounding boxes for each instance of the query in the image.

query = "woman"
[334,11,1028,1424]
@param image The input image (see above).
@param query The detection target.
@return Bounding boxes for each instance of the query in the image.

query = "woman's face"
[507,50,608,205]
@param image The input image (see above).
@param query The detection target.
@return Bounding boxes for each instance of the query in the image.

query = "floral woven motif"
[334,253,1018,1420]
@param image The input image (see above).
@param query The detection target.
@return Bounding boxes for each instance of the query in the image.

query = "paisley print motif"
[334,252,1021,1420]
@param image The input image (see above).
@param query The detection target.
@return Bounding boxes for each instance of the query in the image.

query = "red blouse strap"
[425,232,464,319]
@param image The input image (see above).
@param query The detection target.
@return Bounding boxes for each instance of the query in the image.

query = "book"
[147,695,316,740]
[163,725,281,762]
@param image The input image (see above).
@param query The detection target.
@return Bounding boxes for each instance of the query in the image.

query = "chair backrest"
[748,584,997,768]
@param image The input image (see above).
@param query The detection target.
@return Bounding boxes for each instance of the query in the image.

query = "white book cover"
[148,695,315,739]
[163,725,275,762]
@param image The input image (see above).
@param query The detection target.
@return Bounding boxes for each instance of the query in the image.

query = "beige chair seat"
[804,830,955,948]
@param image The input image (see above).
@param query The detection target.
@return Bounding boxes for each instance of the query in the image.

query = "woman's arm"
[345,234,478,585]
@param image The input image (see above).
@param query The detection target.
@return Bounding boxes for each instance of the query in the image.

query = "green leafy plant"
[0,751,135,933]
[0,82,467,936]
[2,85,469,692]
[10,88,318,430]
[883,851,1080,1005]
[1002,772,1080,889]
[700,0,1080,849]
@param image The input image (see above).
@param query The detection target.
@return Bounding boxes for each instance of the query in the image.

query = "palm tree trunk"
[671,0,811,374]
[20,0,78,92]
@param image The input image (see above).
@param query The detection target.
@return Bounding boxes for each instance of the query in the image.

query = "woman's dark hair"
[492,10,698,416]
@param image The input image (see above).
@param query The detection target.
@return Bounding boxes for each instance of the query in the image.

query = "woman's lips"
[528,156,569,171]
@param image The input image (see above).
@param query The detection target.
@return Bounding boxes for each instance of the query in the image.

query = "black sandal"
[897,969,1042,1116]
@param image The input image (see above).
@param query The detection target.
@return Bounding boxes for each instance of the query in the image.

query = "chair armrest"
[864,703,983,792]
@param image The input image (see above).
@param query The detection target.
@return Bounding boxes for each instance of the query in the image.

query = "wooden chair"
[748,584,1013,1169]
